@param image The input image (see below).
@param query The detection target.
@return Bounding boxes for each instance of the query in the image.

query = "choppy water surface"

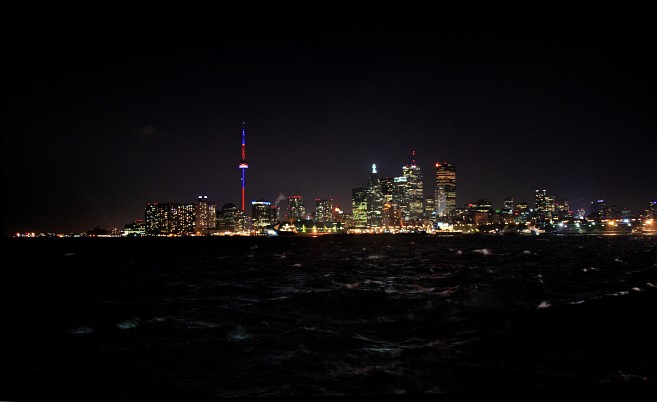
[4,235,656,397]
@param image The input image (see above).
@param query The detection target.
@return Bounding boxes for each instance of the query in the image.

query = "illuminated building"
[238,122,249,212]
[575,208,586,220]
[287,196,306,222]
[515,201,530,223]
[145,202,195,235]
[501,197,515,222]
[545,195,555,220]
[315,199,334,223]
[469,199,496,225]
[123,219,146,236]
[380,177,395,203]
[392,176,408,204]
[351,187,368,229]
[217,203,242,232]
[503,197,514,212]
[435,162,456,217]
[169,203,195,235]
[535,189,548,220]
[423,197,435,224]
[556,199,570,220]
[608,204,621,220]
[649,201,657,219]
[392,176,409,224]
[589,199,607,220]
[402,151,424,223]
[195,195,217,235]
[382,202,402,228]
[145,202,167,235]
[620,207,631,219]
[366,164,384,228]
[516,201,529,213]
[252,200,276,231]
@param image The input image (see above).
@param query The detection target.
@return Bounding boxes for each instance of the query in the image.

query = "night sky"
[3,17,655,235]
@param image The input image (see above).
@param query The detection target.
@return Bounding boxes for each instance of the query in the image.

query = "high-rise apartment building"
[315,199,334,223]
[287,196,306,222]
[145,202,195,235]
[195,195,216,235]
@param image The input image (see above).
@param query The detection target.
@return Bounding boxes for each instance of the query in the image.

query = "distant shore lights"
[239,122,249,211]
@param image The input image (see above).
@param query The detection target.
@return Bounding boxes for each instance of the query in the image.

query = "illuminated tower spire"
[238,122,249,211]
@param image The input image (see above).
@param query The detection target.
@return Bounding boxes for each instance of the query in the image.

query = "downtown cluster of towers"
[139,124,457,236]
[132,124,656,236]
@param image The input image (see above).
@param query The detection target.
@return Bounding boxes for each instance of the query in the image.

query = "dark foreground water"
[3,235,657,398]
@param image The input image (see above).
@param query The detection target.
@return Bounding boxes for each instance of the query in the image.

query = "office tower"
[315,199,334,223]
[503,197,514,212]
[217,203,246,232]
[516,201,530,223]
[252,199,276,231]
[545,195,555,220]
[380,177,395,203]
[351,187,368,229]
[238,122,249,211]
[608,204,621,220]
[590,199,607,220]
[424,197,435,224]
[287,196,306,221]
[392,176,409,225]
[435,162,456,217]
[402,151,424,223]
[535,189,547,220]
[366,164,384,228]
[382,202,402,228]
[556,199,570,219]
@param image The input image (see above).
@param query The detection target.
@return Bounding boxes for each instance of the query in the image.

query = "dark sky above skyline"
[3,17,655,234]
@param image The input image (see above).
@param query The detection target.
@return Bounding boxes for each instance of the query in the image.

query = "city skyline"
[3,17,655,235]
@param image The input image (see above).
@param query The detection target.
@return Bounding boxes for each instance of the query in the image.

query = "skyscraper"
[435,162,456,217]
[238,122,249,212]
[252,200,276,231]
[195,195,216,235]
[217,203,242,232]
[535,189,547,220]
[351,187,368,229]
[423,197,435,224]
[315,199,334,223]
[589,199,607,220]
[503,197,515,212]
[145,202,195,235]
[402,151,424,223]
[287,196,306,222]
[380,177,395,204]
[392,176,409,224]
[366,164,384,228]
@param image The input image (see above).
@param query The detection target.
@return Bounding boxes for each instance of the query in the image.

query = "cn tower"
[238,122,248,211]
